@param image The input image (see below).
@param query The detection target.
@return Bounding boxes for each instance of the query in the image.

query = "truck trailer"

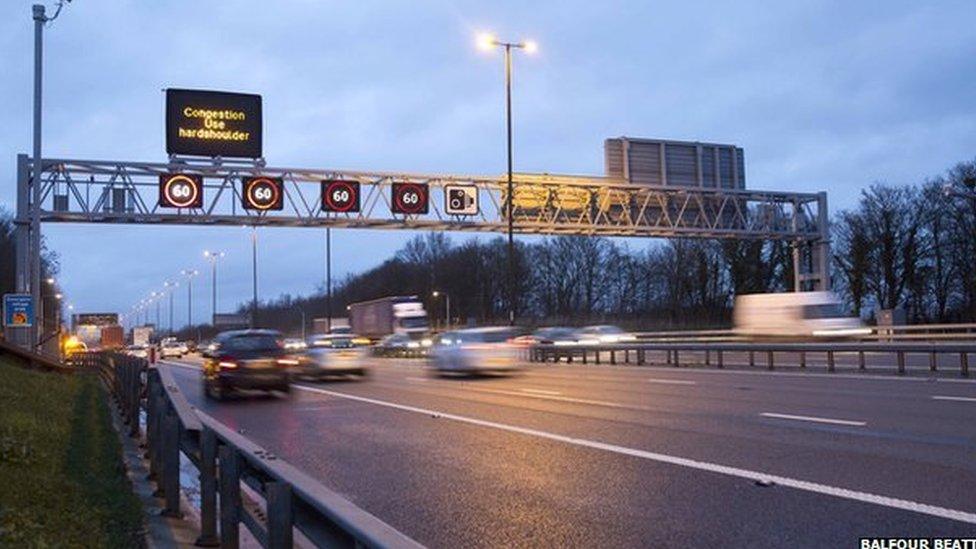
[348,296,428,340]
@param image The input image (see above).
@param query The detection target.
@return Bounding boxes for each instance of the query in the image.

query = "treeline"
[0,208,62,337]
[832,158,976,323]
[244,233,795,335]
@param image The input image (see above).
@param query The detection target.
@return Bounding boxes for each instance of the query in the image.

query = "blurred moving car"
[373,333,431,358]
[201,329,292,400]
[293,342,368,380]
[125,344,150,359]
[160,340,186,359]
[574,325,637,344]
[283,338,307,351]
[429,327,521,376]
[733,291,869,339]
[514,327,579,346]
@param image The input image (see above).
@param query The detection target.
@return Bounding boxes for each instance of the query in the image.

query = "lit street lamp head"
[475,32,538,53]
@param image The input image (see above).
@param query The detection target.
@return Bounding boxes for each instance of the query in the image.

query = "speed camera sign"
[321,180,360,213]
[391,183,429,215]
[444,185,478,215]
[159,173,203,208]
[242,177,283,210]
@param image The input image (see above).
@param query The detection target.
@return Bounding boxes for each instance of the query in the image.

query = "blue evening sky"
[1,0,974,324]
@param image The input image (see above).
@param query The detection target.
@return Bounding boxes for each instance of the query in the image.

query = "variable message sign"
[391,183,429,215]
[159,173,204,208]
[321,180,361,213]
[166,88,263,158]
[242,177,284,211]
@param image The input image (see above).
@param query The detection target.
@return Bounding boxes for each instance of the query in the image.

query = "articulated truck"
[348,296,429,341]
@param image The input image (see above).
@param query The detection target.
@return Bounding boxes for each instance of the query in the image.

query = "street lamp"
[163,281,179,336]
[432,290,451,331]
[203,250,225,325]
[181,269,199,330]
[477,31,537,326]
[150,291,161,329]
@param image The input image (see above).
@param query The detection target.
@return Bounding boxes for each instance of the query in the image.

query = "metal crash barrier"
[97,352,421,548]
[530,341,974,377]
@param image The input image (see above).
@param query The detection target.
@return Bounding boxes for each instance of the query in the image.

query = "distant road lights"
[432,290,451,331]
[203,250,226,325]
[46,277,55,285]
[476,32,538,326]
[54,293,62,300]
[163,280,179,336]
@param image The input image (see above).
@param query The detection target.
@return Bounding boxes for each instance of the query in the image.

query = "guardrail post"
[673,350,680,367]
[637,349,645,365]
[625,349,630,364]
[595,349,601,365]
[716,350,723,369]
[196,427,220,547]
[827,351,835,373]
[766,351,774,371]
[858,351,866,371]
[147,374,160,481]
[799,351,806,369]
[704,350,710,366]
[610,350,616,365]
[749,351,755,367]
[266,482,294,548]
[161,409,182,518]
[929,351,937,373]
[897,352,906,375]
[219,445,241,548]
[961,353,969,377]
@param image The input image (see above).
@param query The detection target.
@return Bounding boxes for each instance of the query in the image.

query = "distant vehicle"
[160,340,185,359]
[63,336,88,361]
[292,342,368,380]
[429,327,521,376]
[574,325,637,344]
[307,334,356,349]
[329,325,353,335]
[132,326,153,347]
[733,291,869,339]
[283,338,307,351]
[185,340,199,353]
[201,329,292,400]
[373,333,431,358]
[100,325,125,350]
[514,327,579,346]
[125,344,149,359]
[348,296,429,341]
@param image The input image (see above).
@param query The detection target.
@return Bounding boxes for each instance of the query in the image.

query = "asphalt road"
[161,355,976,548]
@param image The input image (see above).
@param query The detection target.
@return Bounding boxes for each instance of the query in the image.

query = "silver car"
[294,335,369,380]
[429,327,521,376]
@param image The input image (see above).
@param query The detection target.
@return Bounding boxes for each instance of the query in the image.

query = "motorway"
[161,356,976,548]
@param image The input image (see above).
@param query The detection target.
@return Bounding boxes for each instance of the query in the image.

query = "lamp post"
[477,32,536,326]
[432,290,451,331]
[203,250,225,325]
[163,281,178,336]
[325,228,332,332]
[181,269,198,329]
[250,227,258,329]
[151,291,161,330]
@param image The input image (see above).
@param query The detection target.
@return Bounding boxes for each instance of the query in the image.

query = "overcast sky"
[1,0,974,326]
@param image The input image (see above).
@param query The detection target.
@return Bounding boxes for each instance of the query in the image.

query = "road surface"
[161,356,976,548]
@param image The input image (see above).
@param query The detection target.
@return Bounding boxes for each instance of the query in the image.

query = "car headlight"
[407,342,420,349]
[421,338,433,347]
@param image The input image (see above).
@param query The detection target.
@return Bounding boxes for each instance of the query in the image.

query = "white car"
[293,345,369,380]
[126,345,149,359]
[160,341,185,358]
[428,327,521,376]
[283,338,307,350]
[573,325,637,344]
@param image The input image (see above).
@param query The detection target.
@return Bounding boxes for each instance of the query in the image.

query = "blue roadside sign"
[3,294,34,328]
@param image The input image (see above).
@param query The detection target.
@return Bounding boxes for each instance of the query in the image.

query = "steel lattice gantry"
[13,154,830,306]
[19,155,827,241]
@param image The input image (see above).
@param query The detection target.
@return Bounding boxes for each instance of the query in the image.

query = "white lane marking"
[405,376,428,382]
[932,395,976,403]
[535,364,976,383]
[759,412,867,427]
[520,388,562,395]
[470,387,651,411]
[647,378,697,386]
[292,384,976,525]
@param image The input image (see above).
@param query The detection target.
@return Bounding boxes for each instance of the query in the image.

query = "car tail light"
[218,360,238,370]
[277,358,300,367]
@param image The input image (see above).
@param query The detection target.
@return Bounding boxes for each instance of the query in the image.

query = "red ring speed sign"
[321,180,360,212]
[159,173,203,208]
[242,177,283,210]
[391,182,429,214]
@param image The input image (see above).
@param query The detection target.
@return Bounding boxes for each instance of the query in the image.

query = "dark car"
[201,329,293,400]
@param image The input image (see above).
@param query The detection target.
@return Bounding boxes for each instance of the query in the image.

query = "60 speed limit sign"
[321,180,361,213]
[391,182,429,215]
[158,173,204,208]
[242,177,284,211]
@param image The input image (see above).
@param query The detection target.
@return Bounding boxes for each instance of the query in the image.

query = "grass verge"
[0,354,144,547]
